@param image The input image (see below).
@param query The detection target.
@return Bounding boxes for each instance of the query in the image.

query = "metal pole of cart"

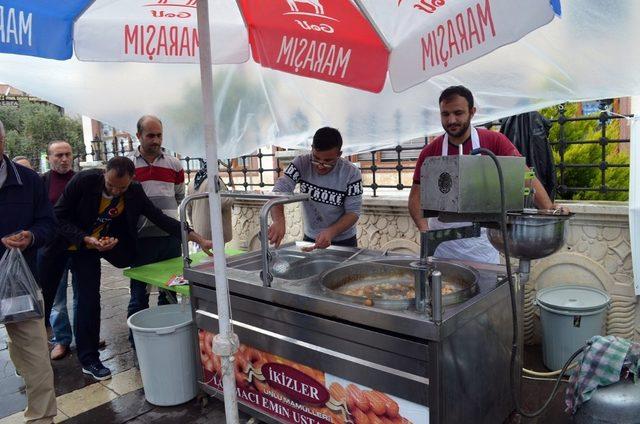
[196,1,240,422]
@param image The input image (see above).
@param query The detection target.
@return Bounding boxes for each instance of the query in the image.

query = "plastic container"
[535,285,610,370]
[127,304,197,406]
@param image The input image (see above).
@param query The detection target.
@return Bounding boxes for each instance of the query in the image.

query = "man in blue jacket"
[0,120,57,423]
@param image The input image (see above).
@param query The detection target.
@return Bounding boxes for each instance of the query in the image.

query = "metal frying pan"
[320,258,479,310]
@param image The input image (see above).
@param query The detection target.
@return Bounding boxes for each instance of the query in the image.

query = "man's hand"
[314,229,334,249]
[85,236,119,251]
[268,220,286,248]
[303,228,335,251]
[551,204,571,214]
[1,231,33,251]
[188,232,213,256]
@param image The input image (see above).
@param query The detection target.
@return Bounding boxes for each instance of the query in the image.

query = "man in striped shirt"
[126,115,185,345]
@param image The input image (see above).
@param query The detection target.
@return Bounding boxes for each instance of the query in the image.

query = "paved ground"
[0,261,575,423]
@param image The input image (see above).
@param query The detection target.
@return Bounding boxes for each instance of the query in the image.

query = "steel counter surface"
[184,248,509,341]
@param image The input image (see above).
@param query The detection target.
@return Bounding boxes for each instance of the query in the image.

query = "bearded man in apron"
[408,86,564,263]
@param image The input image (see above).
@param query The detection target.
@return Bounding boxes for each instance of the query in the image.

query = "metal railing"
[550,106,630,198]
[53,103,631,199]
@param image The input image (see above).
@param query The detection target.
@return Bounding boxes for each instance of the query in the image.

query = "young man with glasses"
[269,127,363,250]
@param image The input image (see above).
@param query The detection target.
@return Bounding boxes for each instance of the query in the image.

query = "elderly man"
[39,140,78,360]
[126,115,186,345]
[45,156,211,380]
[0,120,57,423]
[12,156,33,169]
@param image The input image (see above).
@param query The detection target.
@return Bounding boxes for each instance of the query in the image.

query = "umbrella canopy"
[2,1,639,162]
[0,0,555,92]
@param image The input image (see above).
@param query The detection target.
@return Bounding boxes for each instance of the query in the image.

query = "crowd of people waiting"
[0,115,212,424]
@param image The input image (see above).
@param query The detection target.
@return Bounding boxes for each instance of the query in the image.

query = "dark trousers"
[39,248,70,329]
[127,236,181,323]
[40,249,102,366]
[69,251,102,366]
[303,234,358,247]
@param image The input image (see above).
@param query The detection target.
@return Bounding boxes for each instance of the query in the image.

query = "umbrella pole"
[196,1,240,423]
[630,96,640,296]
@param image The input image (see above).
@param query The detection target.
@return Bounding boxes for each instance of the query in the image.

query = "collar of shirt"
[134,146,164,163]
[0,157,7,190]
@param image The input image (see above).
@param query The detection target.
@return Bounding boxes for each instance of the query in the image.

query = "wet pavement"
[0,261,575,423]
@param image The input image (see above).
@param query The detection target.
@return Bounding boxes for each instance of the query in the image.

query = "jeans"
[127,236,181,344]
[38,248,68,330]
[49,261,78,346]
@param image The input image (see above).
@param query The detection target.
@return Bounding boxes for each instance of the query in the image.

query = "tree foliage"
[540,103,629,201]
[0,101,84,167]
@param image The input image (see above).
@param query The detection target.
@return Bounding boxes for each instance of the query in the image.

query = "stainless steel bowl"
[487,210,573,260]
[319,258,479,310]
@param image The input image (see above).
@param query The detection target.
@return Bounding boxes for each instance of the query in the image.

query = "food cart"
[180,155,572,424]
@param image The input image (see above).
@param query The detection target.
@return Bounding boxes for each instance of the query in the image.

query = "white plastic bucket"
[535,285,610,370]
[127,304,197,406]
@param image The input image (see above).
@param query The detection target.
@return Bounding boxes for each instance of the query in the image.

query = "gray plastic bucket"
[535,285,610,370]
[127,304,197,406]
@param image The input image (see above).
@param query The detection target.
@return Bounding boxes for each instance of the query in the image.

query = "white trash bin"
[535,285,610,371]
[127,304,197,406]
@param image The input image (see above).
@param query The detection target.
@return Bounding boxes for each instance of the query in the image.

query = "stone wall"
[229,196,639,342]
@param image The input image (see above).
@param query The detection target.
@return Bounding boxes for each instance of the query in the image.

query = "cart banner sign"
[237,0,390,93]
[199,330,428,424]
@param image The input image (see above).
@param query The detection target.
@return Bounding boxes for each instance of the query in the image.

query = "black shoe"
[82,362,112,381]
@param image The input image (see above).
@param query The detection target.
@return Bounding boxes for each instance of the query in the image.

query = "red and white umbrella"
[0,0,568,160]
[66,0,556,92]
[1,0,556,92]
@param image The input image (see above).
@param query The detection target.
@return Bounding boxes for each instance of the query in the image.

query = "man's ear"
[338,150,343,157]
[469,106,477,120]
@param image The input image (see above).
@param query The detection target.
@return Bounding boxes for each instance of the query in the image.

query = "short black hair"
[439,85,474,109]
[136,115,162,134]
[106,156,135,178]
[312,127,342,151]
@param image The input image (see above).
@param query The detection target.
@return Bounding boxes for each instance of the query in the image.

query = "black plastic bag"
[0,248,44,324]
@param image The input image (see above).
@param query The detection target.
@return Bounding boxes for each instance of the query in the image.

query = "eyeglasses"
[310,155,338,169]
[310,159,335,169]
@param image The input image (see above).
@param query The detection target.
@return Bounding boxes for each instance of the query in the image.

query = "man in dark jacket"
[41,156,211,380]
[0,120,58,423]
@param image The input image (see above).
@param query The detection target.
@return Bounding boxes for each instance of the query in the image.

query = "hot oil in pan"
[335,272,458,300]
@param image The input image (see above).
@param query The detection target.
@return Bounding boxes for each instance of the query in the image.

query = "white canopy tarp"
[0,0,639,160]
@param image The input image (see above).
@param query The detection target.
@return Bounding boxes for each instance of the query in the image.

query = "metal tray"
[320,258,479,310]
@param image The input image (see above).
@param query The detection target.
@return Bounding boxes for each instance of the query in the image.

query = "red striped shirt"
[134,165,185,184]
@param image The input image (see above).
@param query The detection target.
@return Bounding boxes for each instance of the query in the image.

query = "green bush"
[541,103,629,201]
